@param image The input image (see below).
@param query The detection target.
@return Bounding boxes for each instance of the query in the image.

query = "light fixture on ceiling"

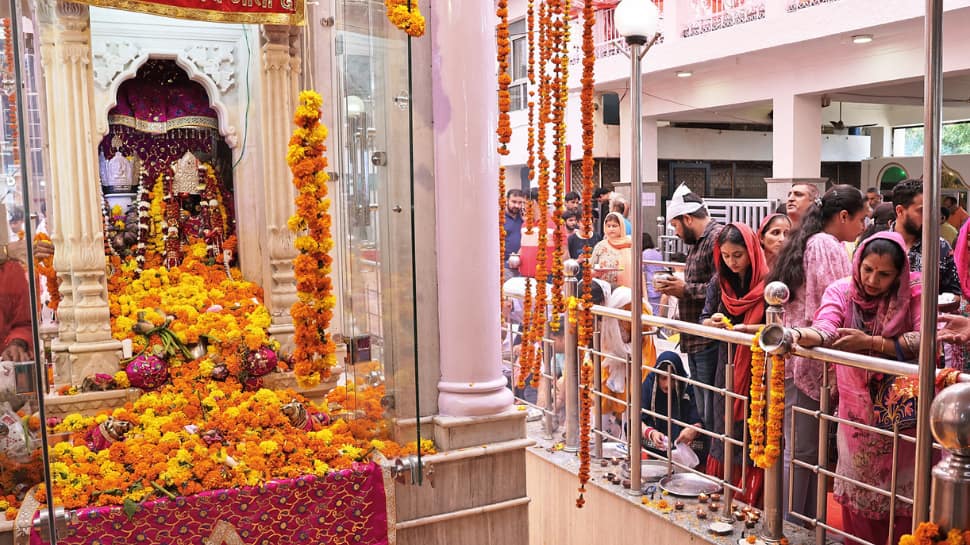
[852,34,874,44]
[676,70,693,78]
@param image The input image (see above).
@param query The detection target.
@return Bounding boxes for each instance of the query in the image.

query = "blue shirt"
[504,213,524,261]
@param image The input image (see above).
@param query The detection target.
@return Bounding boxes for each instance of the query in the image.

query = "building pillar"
[643,115,659,183]
[431,0,513,417]
[772,93,821,179]
[619,92,632,185]
[37,0,120,383]
[256,25,302,352]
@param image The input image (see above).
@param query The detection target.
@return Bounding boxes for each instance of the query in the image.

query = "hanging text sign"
[74,0,304,25]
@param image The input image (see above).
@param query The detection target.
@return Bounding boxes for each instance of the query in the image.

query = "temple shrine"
[0,0,527,543]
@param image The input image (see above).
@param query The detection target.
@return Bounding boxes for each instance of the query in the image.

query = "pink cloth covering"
[811,231,921,521]
[785,232,851,399]
[32,463,390,545]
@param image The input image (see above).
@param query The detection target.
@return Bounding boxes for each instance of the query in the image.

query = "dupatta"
[713,223,768,421]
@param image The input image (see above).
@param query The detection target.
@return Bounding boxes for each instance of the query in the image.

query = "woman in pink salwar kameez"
[792,231,921,545]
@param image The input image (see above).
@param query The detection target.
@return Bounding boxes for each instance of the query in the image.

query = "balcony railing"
[568,3,665,64]
[786,0,843,12]
[682,0,765,38]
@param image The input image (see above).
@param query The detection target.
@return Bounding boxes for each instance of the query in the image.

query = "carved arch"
[97,53,239,149]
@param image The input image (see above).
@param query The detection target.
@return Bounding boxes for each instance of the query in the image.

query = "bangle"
[880,337,886,354]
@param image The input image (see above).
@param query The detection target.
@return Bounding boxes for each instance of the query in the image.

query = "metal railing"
[505,272,970,544]
[681,0,766,38]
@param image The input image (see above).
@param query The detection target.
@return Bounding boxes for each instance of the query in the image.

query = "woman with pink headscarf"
[951,221,970,372]
[793,231,921,545]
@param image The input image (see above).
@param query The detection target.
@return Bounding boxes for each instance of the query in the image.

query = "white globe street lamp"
[612,0,661,501]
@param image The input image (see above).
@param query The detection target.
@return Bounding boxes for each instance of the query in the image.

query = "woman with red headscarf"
[699,222,768,506]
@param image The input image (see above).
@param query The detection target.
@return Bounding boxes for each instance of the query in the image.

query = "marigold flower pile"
[898,522,970,545]
[44,379,431,509]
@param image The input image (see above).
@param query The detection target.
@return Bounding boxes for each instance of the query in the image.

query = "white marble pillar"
[37,0,120,383]
[257,25,302,352]
[431,0,513,417]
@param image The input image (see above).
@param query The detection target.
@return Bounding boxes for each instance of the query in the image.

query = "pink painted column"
[432,0,514,416]
[772,93,822,179]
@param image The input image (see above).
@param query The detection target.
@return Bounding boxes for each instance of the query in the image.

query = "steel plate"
[658,472,721,497]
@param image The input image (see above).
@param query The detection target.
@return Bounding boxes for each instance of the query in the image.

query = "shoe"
[526,408,543,422]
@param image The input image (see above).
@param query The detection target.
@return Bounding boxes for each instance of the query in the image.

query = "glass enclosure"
[0,0,426,540]
[328,0,422,443]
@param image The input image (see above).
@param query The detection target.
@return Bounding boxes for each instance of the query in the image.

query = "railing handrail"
[589,303,970,383]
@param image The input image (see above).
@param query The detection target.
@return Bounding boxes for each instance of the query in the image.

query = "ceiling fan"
[828,101,877,131]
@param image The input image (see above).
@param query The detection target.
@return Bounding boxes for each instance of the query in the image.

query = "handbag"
[867,338,918,431]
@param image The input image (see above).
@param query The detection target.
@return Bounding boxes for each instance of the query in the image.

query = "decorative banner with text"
[74,0,304,25]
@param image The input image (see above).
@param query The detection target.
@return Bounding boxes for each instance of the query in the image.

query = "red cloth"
[704,454,764,507]
[31,464,390,545]
[0,262,32,354]
[713,223,767,421]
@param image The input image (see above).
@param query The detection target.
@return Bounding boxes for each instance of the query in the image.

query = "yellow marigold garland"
[287,91,337,388]
[385,0,425,37]
[747,328,785,469]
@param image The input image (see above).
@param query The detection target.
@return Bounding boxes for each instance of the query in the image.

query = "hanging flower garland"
[497,0,511,296]
[747,328,785,469]
[33,233,60,312]
[527,0,554,389]
[576,0,597,508]
[287,90,337,389]
[576,359,593,508]
[526,0,537,193]
[549,0,570,329]
[899,522,970,545]
[517,256,535,389]
[578,0,597,348]
[385,0,425,37]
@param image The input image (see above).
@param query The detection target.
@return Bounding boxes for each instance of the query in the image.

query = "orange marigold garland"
[385,0,425,37]
[576,0,597,507]
[747,328,785,469]
[527,0,555,388]
[33,233,60,312]
[517,274,535,389]
[898,522,970,545]
[526,0,537,192]
[578,0,597,348]
[497,0,511,299]
[577,359,594,507]
[287,91,337,388]
[549,0,570,330]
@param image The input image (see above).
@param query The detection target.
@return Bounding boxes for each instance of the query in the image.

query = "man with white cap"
[655,184,722,432]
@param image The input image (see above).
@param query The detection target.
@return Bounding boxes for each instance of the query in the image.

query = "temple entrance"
[97,59,236,269]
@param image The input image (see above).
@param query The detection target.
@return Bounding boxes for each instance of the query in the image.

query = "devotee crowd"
[501,179,970,545]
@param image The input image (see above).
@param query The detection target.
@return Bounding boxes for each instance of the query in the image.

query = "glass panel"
[331,0,421,456]
[511,35,527,81]
[0,1,59,541]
